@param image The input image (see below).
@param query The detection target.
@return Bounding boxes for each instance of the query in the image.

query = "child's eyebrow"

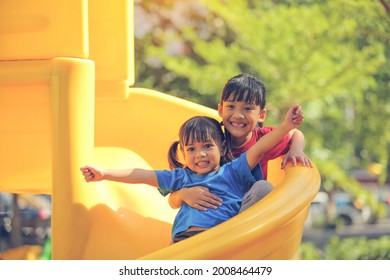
[186,139,212,145]
[225,100,256,106]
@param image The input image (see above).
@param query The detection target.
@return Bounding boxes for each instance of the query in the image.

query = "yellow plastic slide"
[87,88,321,260]
[0,0,320,259]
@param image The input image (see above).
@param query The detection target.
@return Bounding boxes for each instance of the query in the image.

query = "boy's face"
[218,100,265,145]
[181,139,222,175]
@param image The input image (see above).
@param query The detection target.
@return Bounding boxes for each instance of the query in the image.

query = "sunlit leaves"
[134,0,390,217]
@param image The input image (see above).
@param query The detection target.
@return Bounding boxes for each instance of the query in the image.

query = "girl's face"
[181,139,222,175]
[218,100,265,147]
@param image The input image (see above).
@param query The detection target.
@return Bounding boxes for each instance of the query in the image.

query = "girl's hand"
[80,165,104,182]
[284,105,304,129]
[291,105,304,126]
[281,150,313,168]
[181,187,222,211]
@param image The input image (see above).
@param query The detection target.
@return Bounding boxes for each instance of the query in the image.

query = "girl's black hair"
[220,73,266,110]
[220,74,266,135]
[168,116,235,170]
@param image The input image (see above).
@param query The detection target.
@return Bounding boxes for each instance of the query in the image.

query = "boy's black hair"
[168,116,235,170]
[220,73,266,110]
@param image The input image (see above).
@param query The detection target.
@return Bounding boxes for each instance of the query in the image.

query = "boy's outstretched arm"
[246,105,304,170]
[168,187,222,211]
[80,165,159,187]
[281,129,313,168]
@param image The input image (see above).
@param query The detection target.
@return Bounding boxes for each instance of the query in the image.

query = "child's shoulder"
[255,126,276,137]
[222,152,247,168]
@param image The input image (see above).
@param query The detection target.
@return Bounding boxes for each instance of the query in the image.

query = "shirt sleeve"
[229,153,258,191]
[155,168,186,196]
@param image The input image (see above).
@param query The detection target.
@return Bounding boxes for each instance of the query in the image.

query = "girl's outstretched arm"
[246,105,304,170]
[80,165,159,187]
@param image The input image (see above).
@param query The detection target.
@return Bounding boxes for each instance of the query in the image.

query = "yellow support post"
[50,58,95,259]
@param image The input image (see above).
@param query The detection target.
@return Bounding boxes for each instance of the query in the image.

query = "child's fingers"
[292,104,301,113]
[292,113,304,124]
[80,166,97,182]
[291,105,304,123]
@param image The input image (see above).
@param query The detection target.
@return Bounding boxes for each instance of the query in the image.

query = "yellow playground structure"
[0,0,320,259]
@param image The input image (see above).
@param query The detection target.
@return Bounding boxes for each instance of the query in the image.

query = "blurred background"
[1,0,389,259]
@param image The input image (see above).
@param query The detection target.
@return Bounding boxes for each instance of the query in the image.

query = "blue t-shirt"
[155,152,262,239]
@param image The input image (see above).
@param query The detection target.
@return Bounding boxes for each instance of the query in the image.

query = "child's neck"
[231,131,253,149]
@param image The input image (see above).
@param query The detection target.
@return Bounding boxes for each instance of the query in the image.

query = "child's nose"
[233,109,244,118]
[196,150,206,157]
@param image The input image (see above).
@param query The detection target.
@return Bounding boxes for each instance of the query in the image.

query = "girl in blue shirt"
[80,104,304,243]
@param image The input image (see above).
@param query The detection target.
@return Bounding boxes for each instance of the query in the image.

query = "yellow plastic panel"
[0,58,94,195]
[0,245,42,260]
[89,0,134,99]
[0,60,52,193]
[268,156,285,186]
[49,58,95,260]
[0,0,88,60]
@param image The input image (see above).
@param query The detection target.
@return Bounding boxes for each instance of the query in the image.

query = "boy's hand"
[80,165,104,182]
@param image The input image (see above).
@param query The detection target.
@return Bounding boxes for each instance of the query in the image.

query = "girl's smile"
[218,100,265,148]
[230,121,246,129]
[182,140,222,175]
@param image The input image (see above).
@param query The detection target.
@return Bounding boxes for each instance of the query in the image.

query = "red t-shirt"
[231,126,291,180]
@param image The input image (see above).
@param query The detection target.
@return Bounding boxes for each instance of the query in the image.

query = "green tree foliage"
[325,236,390,260]
[300,236,390,259]
[298,242,322,260]
[134,0,390,218]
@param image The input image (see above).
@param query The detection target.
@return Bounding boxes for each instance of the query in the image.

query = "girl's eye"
[226,104,234,109]
[204,144,212,149]
[187,147,195,152]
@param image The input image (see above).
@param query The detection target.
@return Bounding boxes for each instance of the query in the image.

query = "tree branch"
[379,0,390,16]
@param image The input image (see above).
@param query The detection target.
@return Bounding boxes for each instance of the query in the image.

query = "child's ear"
[258,109,267,123]
[218,103,223,118]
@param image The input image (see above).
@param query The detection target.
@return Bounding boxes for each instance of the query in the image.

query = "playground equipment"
[0,0,320,259]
